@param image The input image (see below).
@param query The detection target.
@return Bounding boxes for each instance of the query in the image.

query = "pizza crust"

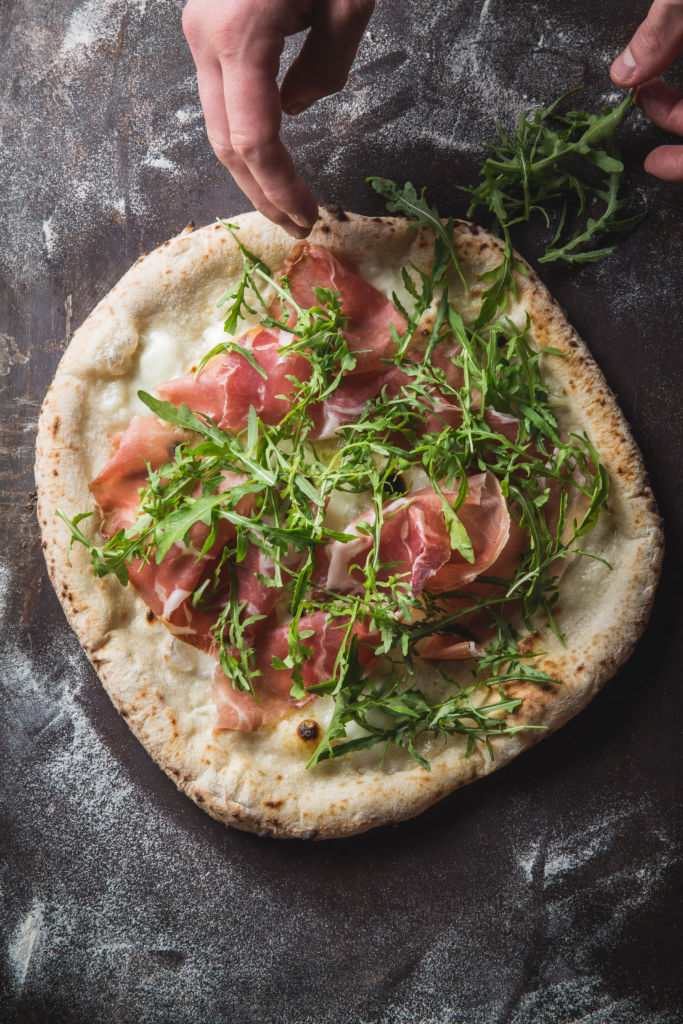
[35,209,663,839]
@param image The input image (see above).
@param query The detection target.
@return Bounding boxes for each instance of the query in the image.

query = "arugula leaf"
[464,88,645,264]
[368,177,468,290]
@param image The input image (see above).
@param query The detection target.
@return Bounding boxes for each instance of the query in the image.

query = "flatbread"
[35,209,663,839]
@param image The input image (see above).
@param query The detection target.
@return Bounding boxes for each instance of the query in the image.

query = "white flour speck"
[8,900,45,989]
[142,153,176,172]
[518,839,542,882]
[42,215,56,257]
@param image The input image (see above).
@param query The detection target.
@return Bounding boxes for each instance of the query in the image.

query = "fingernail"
[286,212,315,230]
[612,45,637,82]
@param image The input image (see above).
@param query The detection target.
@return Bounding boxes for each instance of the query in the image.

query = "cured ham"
[90,415,187,536]
[212,611,360,730]
[316,471,510,600]
[276,242,407,374]
[157,326,311,432]
[137,538,282,653]
[90,414,272,649]
[157,248,409,439]
[426,472,511,593]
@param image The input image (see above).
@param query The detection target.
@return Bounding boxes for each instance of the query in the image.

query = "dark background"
[1,1,681,1022]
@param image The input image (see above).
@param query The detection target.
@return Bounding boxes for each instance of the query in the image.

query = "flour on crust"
[35,210,663,839]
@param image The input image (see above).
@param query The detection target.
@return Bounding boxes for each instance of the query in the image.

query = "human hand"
[610,0,683,181]
[183,0,374,237]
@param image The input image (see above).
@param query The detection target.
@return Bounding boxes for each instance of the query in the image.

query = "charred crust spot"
[52,469,58,477]
[373,216,384,223]
[297,719,319,742]
[52,417,61,437]
[568,339,578,349]
[478,241,488,254]
[120,709,129,719]
[539,682,556,693]
[42,541,47,549]
[195,793,204,803]
[331,206,348,222]
[467,223,479,236]
[517,633,538,655]
[576,664,584,673]
[264,799,282,809]
[146,609,156,623]
[321,224,331,233]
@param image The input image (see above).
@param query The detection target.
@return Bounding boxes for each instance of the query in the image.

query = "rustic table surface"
[1,1,681,1022]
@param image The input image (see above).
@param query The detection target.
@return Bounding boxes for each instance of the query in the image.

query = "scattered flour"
[8,900,45,990]
[142,152,176,172]
[59,0,149,62]
[42,216,56,258]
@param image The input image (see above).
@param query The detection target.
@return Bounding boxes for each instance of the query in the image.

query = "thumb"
[611,0,683,86]
[280,0,374,115]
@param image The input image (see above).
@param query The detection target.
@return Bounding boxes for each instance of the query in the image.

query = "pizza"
[35,206,663,839]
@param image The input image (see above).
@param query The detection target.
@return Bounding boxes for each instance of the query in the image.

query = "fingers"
[643,144,683,179]
[637,78,683,134]
[281,0,375,115]
[182,0,318,238]
[611,0,683,86]
[218,42,319,231]
[637,79,683,181]
[193,57,291,227]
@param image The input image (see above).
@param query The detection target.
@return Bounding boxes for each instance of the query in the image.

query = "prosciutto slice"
[277,242,406,374]
[89,415,270,648]
[90,415,186,536]
[157,247,407,439]
[212,610,360,730]
[426,472,512,594]
[315,471,511,600]
[157,326,311,433]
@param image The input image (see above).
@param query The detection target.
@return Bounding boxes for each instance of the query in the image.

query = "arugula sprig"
[464,88,645,265]
[306,656,539,770]
[368,177,469,292]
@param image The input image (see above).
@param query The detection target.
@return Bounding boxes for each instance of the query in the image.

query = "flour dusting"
[8,901,45,989]
[59,0,149,61]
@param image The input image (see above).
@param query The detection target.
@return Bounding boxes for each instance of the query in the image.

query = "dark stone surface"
[1,1,681,1022]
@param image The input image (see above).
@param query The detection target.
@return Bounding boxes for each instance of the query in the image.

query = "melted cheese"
[130,329,188,413]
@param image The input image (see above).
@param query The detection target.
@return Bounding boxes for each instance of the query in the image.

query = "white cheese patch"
[97,381,130,430]
[201,319,229,351]
[129,328,187,413]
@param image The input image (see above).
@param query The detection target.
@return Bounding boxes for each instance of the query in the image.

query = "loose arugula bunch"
[60,178,610,771]
[464,87,645,265]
